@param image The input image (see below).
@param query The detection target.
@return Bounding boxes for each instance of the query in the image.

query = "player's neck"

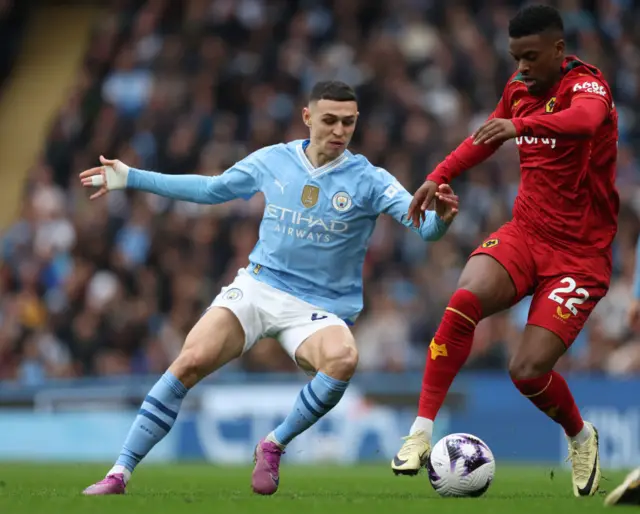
[304,144,342,168]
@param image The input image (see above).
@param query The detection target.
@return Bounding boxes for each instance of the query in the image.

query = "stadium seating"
[1,0,639,382]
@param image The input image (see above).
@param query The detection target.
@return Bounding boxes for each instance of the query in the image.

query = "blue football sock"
[273,372,348,446]
[115,371,187,473]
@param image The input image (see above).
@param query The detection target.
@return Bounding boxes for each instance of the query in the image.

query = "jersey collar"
[296,140,349,179]
[562,55,598,76]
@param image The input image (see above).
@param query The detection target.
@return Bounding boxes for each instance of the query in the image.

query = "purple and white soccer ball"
[426,433,495,498]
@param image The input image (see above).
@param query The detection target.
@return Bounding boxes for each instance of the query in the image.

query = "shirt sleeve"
[566,75,612,109]
[427,92,511,185]
[126,150,263,204]
[371,167,449,241]
[512,96,609,138]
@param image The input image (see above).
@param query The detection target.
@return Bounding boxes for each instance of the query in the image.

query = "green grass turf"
[0,463,631,514]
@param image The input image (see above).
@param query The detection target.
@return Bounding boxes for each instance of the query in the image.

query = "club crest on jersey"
[545,97,556,113]
[332,191,352,212]
[481,238,499,248]
[301,185,319,208]
[223,288,243,301]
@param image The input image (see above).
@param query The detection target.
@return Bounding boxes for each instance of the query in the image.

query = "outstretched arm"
[512,97,608,138]
[407,96,509,226]
[126,167,257,204]
[427,96,510,185]
[474,80,611,145]
[427,137,500,185]
[80,155,261,204]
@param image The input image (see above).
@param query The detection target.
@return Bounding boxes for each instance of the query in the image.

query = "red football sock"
[512,371,584,437]
[418,289,482,420]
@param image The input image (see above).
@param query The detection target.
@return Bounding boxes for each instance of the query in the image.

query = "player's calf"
[509,326,584,435]
[393,289,485,477]
[509,325,598,496]
[252,326,356,495]
[510,373,599,498]
[83,307,245,496]
[394,254,518,478]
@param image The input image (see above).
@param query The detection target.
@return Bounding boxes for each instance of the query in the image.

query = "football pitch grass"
[0,463,631,513]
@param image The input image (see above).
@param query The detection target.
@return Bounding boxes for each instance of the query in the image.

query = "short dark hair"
[508,5,564,38]
[309,81,357,103]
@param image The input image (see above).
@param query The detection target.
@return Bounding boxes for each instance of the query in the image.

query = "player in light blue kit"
[80,81,459,496]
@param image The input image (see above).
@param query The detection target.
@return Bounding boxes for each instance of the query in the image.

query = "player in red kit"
[391,5,618,497]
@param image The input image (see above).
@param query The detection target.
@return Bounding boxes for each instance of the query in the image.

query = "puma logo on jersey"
[274,179,288,194]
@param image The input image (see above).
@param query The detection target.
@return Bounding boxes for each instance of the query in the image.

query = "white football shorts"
[209,268,348,362]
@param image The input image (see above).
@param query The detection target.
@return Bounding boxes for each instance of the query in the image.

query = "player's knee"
[457,256,516,316]
[170,307,245,388]
[319,342,359,381]
[170,335,230,388]
[170,345,211,388]
[508,357,549,382]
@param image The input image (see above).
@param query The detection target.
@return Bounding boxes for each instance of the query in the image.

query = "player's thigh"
[211,271,266,350]
[170,270,266,387]
[281,318,357,378]
[169,306,245,388]
[460,222,534,317]
[514,263,609,377]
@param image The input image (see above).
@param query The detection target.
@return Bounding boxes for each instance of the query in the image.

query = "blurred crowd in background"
[0,0,29,92]
[2,0,640,384]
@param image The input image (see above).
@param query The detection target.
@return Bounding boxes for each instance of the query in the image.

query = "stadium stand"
[1,0,640,383]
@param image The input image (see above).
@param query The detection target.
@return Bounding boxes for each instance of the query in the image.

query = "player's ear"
[554,38,565,58]
[302,106,312,127]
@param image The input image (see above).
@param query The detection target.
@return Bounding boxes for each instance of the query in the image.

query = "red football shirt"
[428,56,619,252]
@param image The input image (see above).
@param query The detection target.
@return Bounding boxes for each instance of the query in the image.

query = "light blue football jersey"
[127,139,449,322]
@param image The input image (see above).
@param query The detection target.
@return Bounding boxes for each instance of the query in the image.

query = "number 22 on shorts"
[547,277,589,316]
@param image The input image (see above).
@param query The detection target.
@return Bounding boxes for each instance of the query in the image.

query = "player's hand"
[628,299,640,332]
[434,184,459,224]
[472,118,517,145]
[408,180,439,227]
[79,155,130,200]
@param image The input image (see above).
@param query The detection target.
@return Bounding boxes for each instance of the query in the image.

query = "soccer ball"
[426,433,495,497]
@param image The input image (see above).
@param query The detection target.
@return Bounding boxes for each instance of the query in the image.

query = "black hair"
[309,81,357,103]
[508,5,564,38]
